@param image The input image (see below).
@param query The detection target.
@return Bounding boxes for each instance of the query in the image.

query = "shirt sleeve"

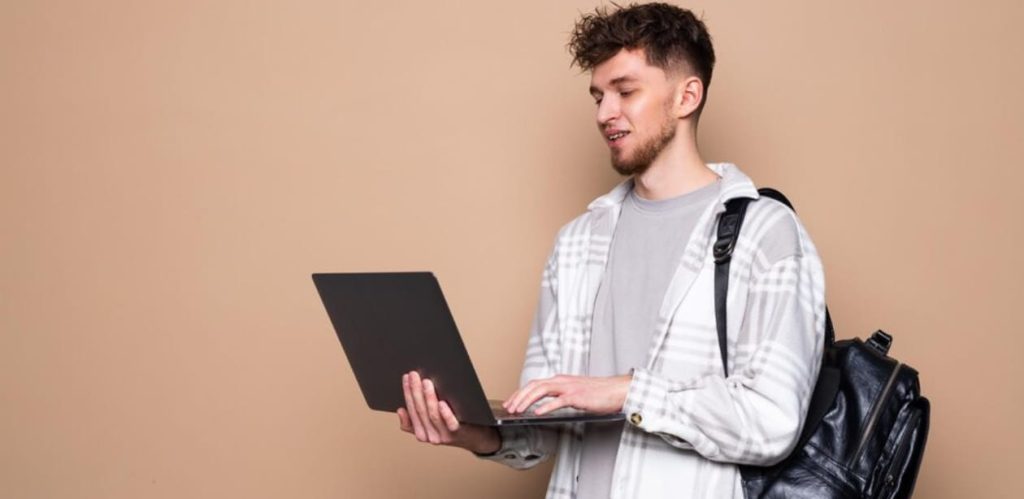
[621,252,826,466]
[475,248,562,469]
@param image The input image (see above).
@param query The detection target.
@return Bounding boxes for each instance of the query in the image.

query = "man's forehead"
[589,49,669,92]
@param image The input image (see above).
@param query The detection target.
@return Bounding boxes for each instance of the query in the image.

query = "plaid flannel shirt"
[480,163,826,499]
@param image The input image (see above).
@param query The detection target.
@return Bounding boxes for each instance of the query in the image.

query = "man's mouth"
[606,131,630,145]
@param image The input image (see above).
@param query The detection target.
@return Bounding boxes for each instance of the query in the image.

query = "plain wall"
[2,1,1022,497]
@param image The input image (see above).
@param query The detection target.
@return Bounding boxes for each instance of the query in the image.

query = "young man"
[397,3,826,498]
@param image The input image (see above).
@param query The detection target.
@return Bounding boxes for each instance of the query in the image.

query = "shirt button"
[504,453,516,460]
[629,412,643,426]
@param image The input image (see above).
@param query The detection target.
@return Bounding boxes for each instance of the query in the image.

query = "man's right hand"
[397,370,501,455]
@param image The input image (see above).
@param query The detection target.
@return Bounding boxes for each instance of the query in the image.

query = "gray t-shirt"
[577,179,720,498]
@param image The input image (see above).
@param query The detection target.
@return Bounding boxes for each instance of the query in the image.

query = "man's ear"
[672,75,704,120]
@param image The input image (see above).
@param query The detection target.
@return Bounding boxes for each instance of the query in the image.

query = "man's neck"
[632,136,719,201]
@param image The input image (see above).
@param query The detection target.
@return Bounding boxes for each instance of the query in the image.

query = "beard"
[609,105,677,177]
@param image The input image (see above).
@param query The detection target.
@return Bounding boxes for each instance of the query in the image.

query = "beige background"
[2,1,1022,497]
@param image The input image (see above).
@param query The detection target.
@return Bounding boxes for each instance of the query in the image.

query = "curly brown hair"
[568,2,716,114]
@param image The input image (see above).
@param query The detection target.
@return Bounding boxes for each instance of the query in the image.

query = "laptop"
[312,272,625,426]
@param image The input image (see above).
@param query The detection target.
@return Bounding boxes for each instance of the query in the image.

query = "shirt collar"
[586,162,759,212]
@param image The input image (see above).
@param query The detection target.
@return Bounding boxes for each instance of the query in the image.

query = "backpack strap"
[712,196,753,378]
[713,188,841,460]
[713,189,834,379]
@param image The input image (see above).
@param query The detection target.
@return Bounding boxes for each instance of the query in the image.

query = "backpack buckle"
[714,213,740,263]
[713,237,735,263]
[867,330,893,356]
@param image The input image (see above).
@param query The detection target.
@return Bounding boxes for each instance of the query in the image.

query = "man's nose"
[596,96,619,125]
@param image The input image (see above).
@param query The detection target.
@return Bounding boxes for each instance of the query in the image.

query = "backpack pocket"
[868,397,930,499]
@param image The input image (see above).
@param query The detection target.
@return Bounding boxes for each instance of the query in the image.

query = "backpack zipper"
[849,362,902,466]
[878,406,920,497]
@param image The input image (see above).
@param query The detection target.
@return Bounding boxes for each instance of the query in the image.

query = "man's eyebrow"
[589,75,639,95]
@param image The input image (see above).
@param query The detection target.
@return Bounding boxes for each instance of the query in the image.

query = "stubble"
[610,101,678,177]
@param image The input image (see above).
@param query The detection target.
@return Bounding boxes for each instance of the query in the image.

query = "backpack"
[713,188,930,499]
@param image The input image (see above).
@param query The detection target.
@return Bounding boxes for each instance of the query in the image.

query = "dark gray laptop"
[312,272,624,426]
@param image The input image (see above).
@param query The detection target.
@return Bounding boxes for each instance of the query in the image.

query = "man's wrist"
[615,372,634,412]
[468,426,502,456]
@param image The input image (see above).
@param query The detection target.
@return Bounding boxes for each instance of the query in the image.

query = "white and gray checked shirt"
[480,163,827,499]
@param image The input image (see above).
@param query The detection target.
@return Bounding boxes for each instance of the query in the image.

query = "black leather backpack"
[713,188,930,499]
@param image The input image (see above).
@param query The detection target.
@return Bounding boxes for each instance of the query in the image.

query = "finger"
[439,401,460,432]
[503,384,530,410]
[534,396,570,416]
[410,372,441,443]
[502,387,521,411]
[506,380,543,413]
[514,380,560,414]
[402,373,426,441]
[403,374,427,440]
[397,407,413,432]
[423,379,451,442]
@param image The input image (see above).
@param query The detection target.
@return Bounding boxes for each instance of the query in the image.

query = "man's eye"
[621,90,635,97]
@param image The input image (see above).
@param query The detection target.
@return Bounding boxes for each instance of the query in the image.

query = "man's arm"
[505,216,826,466]
[619,252,825,465]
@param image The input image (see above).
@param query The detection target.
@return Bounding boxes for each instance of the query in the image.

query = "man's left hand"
[502,374,632,416]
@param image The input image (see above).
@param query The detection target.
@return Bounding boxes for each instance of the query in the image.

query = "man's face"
[589,48,678,176]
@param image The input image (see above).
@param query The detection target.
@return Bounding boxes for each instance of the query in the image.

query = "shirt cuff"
[622,368,696,450]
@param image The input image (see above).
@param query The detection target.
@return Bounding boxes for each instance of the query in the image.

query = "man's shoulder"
[741,194,818,271]
[547,210,598,257]
[745,196,806,264]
